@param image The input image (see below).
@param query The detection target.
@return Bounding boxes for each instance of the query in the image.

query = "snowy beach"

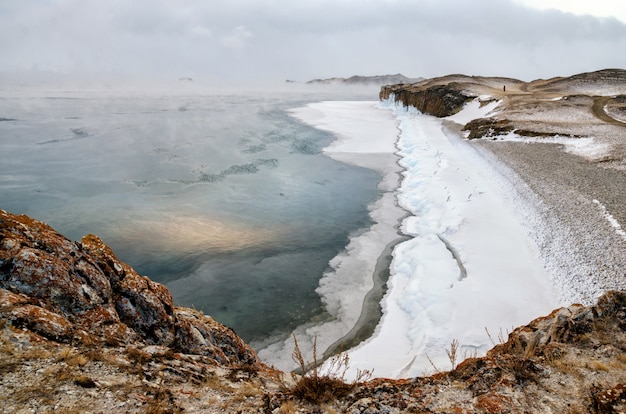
[260,99,560,378]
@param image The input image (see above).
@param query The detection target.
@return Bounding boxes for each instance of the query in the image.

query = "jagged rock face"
[80,234,176,346]
[494,290,626,358]
[0,210,258,367]
[380,83,474,117]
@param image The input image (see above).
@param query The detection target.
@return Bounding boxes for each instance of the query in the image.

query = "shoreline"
[473,138,626,304]
[321,233,410,359]
[259,91,625,377]
[338,100,559,379]
[257,101,406,372]
[320,104,412,360]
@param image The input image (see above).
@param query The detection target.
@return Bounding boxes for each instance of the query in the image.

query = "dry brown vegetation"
[288,335,361,404]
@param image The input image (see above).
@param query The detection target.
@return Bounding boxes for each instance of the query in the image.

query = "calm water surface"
[0,84,382,343]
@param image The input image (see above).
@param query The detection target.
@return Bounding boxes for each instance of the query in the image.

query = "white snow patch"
[338,101,557,379]
[593,199,626,241]
[490,132,611,160]
[261,99,560,380]
[446,98,500,125]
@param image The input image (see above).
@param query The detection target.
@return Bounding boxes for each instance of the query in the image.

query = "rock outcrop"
[380,82,476,117]
[379,69,626,143]
[0,209,257,367]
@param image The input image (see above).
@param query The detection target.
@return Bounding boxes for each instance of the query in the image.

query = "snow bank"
[338,100,558,379]
[260,98,559,379]
[489,132,611,160]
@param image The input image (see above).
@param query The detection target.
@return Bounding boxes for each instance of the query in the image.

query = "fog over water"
[0,84,384,343]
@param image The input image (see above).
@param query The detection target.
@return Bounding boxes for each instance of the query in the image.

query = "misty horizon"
[1,0,625,88]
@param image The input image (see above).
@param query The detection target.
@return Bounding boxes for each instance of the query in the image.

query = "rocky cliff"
[380,82,475,117]
[2,208,626,413]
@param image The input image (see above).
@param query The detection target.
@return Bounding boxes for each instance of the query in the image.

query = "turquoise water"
[0,84,382,343]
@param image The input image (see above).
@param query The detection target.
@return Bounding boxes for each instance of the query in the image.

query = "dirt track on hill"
[592,96,626,127]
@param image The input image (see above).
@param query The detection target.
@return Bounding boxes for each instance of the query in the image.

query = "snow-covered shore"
[341,99,558,378]
[259,99,559,378]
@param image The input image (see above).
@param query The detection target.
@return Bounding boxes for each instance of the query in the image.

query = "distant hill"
[307,73,423,86]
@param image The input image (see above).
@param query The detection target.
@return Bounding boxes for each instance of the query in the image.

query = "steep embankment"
[0,209,278,413]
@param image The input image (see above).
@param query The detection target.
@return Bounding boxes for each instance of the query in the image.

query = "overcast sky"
[0,0,625,84]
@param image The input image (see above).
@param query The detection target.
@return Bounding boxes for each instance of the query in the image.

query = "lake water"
[0,83,383,344]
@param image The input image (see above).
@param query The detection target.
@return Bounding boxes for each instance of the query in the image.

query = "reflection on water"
[116,214,285,254]
[0,85,381,343]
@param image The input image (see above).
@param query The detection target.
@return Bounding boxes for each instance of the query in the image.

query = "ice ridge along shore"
[258,98,559,378]
[343,99,558,378]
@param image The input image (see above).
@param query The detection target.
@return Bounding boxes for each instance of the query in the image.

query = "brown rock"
[0,289,72,340]
[0,209,258,367]
[174,308,257,366]
[380,83,474,117]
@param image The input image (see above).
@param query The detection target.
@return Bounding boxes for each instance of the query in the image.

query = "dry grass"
[446,339,460,370]
[279,400,297,414]
[485,327,510,346]
[552,359,584,378]
[13,384,57,405]
[502,356,541,384]
[21,347,53,360]
[588,360,610,372]
[143,372,184,414]
[288,335,372,404]
[200,370,237,394]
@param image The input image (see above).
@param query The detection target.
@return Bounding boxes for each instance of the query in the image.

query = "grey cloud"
[0,0,624,82]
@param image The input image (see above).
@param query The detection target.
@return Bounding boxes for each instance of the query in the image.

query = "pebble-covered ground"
[467,76,626,305]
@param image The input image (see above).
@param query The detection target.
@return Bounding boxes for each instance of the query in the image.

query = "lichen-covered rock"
[81,233,176,346]
[0,214,113,313]
[174,308,257,366]
[0,288,73,340]
[492,290,626,358]
[0,209,259,368]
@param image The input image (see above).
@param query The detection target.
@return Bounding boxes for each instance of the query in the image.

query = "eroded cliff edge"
[1,209,626,413]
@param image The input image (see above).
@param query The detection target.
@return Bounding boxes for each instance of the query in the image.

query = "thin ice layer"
[257,101,406,371]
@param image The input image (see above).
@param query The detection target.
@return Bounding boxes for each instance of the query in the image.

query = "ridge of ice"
[337,99,557,379]
[260,98,559,379]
